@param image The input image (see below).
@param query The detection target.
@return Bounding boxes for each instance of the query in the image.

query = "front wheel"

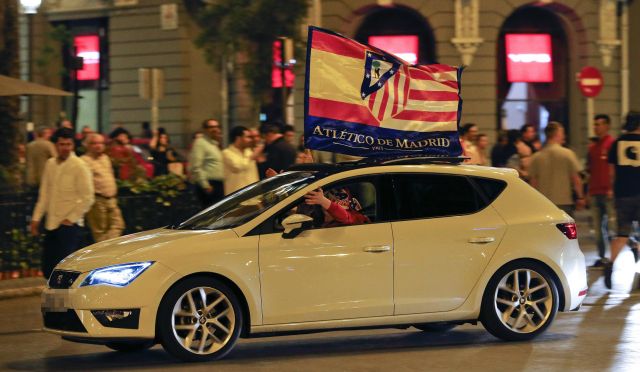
[157,277,243,362]
[480,261,559,341]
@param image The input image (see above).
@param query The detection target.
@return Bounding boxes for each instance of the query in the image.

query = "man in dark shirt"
[604,111,640,289]
[259,123,297,178]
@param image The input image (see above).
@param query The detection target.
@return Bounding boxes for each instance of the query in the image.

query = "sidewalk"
[0,276,46,300]
[0,210,635,300]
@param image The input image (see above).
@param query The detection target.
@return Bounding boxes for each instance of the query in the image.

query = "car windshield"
[174,171,318,230]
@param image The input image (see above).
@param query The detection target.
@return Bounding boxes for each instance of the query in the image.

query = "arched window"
[354,6,436,65]
[497,6,570,142]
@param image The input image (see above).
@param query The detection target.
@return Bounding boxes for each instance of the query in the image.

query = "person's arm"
[571,173,586,210]
[189,139,210,189]
[569,151,585,209]
[31,160,51,235]
[325,202,369,225]
[607,140,617,200]
[149,130,158,150]
[64,162,95,224]
[608,164,616,199]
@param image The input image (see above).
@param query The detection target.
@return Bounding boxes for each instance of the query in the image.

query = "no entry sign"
[577,66,603,98]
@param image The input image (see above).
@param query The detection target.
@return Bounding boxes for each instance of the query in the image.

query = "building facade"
[294,0,640,157]
[21,0,639,154]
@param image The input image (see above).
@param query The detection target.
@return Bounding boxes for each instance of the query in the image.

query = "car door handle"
[468,237,495,244]
[363,245,391,253]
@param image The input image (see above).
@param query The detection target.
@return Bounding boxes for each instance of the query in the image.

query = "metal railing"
[0,188,201,274]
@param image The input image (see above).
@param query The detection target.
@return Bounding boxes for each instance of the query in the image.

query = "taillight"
[556,223,578,239]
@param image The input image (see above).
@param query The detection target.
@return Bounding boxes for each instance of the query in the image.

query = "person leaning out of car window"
[303,187,369,227]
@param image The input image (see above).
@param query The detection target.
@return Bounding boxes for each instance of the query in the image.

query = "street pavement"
[0,211,638,371]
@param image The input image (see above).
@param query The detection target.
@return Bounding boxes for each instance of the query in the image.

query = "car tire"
[414,322,456,333]
[157,276,243,362]
[105,340,155,352]
[480,260,559,341]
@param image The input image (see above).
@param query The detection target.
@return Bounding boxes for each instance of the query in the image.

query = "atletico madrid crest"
[360,51,409,124]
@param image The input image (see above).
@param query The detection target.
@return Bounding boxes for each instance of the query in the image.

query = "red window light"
[74,35,100,81]
[505,34,553,83]
[368,35,419,64]
[272,40,295,88]
[556,223,578,240]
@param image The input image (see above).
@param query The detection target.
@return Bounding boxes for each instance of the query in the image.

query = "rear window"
[391,174,484,220]
[470,177,507,204]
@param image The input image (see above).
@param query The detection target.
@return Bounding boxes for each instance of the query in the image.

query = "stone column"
[451,0,483,66]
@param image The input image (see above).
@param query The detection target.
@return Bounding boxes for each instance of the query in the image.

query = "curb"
[0,286,45,300]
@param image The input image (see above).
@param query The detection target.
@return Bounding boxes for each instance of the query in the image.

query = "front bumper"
[41,262,178,340]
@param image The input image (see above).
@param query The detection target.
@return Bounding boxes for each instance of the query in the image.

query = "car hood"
[57,228,238,272]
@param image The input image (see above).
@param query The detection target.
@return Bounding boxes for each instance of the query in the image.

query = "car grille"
[48,270,81,289]
[43,310,87,333]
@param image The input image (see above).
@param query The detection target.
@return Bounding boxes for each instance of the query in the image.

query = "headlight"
[80,262,154,287]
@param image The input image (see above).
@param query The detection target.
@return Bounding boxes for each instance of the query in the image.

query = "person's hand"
[205,186,214,194]
[575,198,586,211]
[304,188,331,210]
[30,220,40,237]
[297,149,314,164]
[607,190,614,200]
[251,144,265,160]
[60,219,73,226]
[265,168,278,178]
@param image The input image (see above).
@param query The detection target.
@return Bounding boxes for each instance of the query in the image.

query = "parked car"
[41,157,587,362]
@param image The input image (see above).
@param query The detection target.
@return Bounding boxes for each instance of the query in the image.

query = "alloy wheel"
[493,268,553,333]
[171,286,236,355]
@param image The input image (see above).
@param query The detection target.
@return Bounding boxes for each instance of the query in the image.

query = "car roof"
[287,156,519,180]
[289,156,465,173]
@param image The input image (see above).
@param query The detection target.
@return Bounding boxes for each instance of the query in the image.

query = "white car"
[41,158,588,362]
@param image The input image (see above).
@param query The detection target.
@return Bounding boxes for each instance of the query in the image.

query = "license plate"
[41,292,70,312]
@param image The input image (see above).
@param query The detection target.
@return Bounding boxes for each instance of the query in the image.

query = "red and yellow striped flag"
[304,27,463,157]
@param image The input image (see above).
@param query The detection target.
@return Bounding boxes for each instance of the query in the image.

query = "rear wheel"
[480,261,558,341]
[105,340,155,352]
[157,277,243,362]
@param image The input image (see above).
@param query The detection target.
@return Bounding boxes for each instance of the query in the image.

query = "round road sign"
[577,66,603,98]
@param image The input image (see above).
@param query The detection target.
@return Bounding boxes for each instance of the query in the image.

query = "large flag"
[304,27,463,158]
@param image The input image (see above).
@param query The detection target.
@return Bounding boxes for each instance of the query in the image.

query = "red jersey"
[587,134,614,195]
[325,202,370,227]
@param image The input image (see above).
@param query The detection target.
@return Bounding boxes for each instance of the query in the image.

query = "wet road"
[0,239,638,371]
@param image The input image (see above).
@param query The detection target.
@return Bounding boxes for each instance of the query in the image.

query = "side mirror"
[282,214,314,239]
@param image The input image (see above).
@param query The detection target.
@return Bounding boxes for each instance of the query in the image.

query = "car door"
[258,176,394,324]
[390,173,507,314]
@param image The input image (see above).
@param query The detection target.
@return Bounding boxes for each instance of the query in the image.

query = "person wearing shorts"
[604,111,640,289]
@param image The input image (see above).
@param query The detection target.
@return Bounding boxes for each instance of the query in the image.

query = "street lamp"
[20,0,42,122]
[20,0,42,14]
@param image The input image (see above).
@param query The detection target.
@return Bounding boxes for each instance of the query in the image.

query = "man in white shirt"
[81,133,125,242]
[222,126,261,195]
[30,128,94,278]
[460,123,481,165]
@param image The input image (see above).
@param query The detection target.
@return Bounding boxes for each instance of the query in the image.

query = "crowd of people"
[18,112,640,288]
[23,118,307,277]
[461,113,640,289]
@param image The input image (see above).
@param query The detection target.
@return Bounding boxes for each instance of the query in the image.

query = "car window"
[391,174,485,220]
[175,171,317,230]
[470,177,507,204]
[273,178,379,232]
